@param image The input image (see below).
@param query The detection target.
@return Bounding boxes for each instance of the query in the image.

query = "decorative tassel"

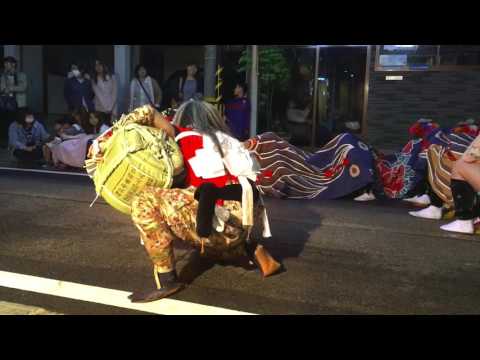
[89,191,101,208]
[153,265,161,290]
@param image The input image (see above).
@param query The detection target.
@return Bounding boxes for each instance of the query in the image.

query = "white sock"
[354,192,376,202]
[440,219,474,234]
[409,205,442,220]
[403,194,431,206]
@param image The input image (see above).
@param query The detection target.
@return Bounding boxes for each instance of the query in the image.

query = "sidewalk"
[0,301,62,315]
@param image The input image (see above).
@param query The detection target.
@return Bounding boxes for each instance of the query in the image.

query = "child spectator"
[225,82,250,141]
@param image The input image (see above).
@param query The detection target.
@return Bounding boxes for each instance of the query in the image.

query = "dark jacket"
[8,120,50,150]
[64,77,95,112]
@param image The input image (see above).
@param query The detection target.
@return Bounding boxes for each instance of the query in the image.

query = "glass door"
[314,46,368,144]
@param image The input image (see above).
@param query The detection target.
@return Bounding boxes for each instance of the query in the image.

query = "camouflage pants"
[131,186,253,273]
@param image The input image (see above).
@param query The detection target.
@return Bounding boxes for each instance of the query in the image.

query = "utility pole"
[114,45,132,115]
[249,45,259,138]
[311,45,320,148]
[204,45,217,98]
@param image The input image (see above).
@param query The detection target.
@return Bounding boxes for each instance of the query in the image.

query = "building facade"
[3,45,480,150]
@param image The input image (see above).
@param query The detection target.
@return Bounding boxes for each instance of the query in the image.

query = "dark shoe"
[128,284,184,303]
[227,254,257,271]
[128,270,185,303]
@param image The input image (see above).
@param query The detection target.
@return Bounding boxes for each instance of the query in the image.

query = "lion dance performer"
[87,101,280,303]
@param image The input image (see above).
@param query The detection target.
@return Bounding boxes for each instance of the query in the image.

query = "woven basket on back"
[86,120,184,215]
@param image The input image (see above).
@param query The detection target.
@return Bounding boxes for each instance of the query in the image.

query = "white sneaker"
[409,205,442,220]
[354,192,376,202]
[440,219,474,234]
[403,194,431,206]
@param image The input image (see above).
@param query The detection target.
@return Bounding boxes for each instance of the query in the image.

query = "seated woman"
[50,108,96,169]
[89,111,112,136]
[42,117,68,165]
[244,131,376,201]
[8,109,50,164]
[120,102,280,303]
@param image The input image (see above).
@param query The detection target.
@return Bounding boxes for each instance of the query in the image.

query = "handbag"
[137,78,161,111]
[0,94,18,113]
[0,74,18,112]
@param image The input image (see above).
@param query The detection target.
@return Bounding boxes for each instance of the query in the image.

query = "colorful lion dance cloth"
[245,132,375,200]
[376,118,479,199]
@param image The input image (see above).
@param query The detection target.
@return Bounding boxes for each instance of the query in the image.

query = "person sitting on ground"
[43,117,69,165]
[85,112,113,158]
[8,108,50,164]
[89,111,112,136]
[49,109,94,169]
[63,108,88,137]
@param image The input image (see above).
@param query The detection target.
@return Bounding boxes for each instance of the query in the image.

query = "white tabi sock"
[403,194,431,206]
[409,205,442,220]
[440,219,474,234]
[354,192,376,202]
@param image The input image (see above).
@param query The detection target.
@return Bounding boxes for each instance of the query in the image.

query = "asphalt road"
[1,169,480,315]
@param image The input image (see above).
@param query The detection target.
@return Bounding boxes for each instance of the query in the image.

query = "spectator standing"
[92,60,117,119]
[178,63,203,102]
[225,82,251,141]
[0,56,28,145]
[128,64,162,111]
[64,63,95,112]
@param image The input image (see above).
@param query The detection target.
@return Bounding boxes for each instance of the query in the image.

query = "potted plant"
[238,46,291,133]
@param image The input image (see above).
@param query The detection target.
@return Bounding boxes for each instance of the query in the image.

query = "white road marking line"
[0,271,255,315]
[0,166,88,177]
[0,301,62,315]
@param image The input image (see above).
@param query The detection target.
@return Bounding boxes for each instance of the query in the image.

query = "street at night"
[2,169,480,315]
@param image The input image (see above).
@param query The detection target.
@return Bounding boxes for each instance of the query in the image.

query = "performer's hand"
[153,110,175,138]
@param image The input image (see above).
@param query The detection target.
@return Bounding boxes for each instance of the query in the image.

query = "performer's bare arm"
[153,109,175,139]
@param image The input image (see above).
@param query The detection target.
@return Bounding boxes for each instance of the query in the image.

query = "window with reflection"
[375,45,480,71]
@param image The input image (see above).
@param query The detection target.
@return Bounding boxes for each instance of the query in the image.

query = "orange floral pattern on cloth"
[131,186,260,273]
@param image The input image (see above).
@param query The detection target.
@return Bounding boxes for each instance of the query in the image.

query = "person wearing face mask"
[8,108,50,164]
[1,56,28,146]
[64,63,95,113]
